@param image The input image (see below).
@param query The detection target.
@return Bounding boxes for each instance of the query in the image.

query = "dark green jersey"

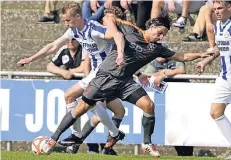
[100,19,176,78]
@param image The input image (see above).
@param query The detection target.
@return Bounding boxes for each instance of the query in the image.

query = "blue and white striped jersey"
[62,19,114,70]
[214,19,231,80]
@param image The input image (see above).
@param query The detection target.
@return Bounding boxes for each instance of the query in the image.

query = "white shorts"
[79,68,99,90]
[212,77,231,104]
[165,0,205,14]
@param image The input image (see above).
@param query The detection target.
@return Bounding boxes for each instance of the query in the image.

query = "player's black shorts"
[82,69,147,105]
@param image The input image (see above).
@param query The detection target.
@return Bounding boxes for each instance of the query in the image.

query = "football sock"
[215,115,231,145]
[91,104,119,137]
[66,101,82,138]
[107,116,122,142]
[81,118,97,140]
[142,113,155,144]
[51,111,77,141]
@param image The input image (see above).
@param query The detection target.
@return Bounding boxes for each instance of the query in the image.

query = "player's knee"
[91,116,101,126]
[144,100,154,115]
[73,100,90,116]
[114,107,125,119]
[210,110,223,120]
[64,89,75,104]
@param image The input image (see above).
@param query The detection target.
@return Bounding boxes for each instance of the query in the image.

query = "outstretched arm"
[17,36,68,67]
[196,47,220,73]
[168,52,211,62]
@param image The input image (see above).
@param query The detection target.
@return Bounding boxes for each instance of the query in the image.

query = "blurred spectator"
[47,39,84,80]
[172,0,205,29]
[82,0,105,19]
[38,0,59,23]
[151,0,205,29]
[183,1,216,50]
[182,5,211,42]
[144,57,186,83]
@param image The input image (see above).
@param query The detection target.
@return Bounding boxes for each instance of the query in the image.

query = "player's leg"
[60,82,84,153]
[102,98,125,155]
[64,82,84,137]
[120,79,160,157]
[211,103,231,144]
[42,99,90,154]
[211,78,231,145]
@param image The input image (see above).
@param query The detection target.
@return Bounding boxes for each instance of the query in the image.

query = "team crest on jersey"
[224,31,231,39]
[147,43,157,51]
[62,55,70,64]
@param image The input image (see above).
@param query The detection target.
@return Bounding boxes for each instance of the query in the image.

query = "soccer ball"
[31,136,51,155]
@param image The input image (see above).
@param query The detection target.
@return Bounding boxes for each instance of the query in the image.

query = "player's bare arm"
[197,46,220,73]
[103,17,125,67]
[17,36,68,67]
[168,52,211,62]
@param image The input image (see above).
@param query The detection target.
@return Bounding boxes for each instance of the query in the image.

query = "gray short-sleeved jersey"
[100,19,176,78]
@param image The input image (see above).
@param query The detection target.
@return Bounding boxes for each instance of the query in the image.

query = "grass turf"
[1,151,223,160]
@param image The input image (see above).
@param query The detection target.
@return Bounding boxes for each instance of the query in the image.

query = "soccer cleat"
[66,144,80,154]
[58,134,83,147]
[141,144,160,158]
[102,147,118,155]
[173,17,187,29]
[104,131,125,149]
[42,138,56,154]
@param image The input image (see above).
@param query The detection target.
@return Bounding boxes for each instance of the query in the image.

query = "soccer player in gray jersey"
[44,15,211,157]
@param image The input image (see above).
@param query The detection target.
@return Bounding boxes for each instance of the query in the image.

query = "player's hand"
[200,52,213,58]
[153,74,164,87]
[196,61,206,73]
[104,0,113,8]
[138,74,150,87]
[64,70,74,80]
[17,57,33,67]
[116,54,125,67]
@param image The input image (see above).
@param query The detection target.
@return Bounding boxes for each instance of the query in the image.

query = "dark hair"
[104,6,125,19]
[145,16,171,30]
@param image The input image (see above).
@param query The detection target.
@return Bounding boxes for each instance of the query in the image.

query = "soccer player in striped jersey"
[197,1,231,159]
[17,3,126,154]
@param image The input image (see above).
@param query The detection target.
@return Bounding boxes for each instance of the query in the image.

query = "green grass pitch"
[1,151,223,160]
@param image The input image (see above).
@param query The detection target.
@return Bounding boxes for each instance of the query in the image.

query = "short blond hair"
[61,2,82,17]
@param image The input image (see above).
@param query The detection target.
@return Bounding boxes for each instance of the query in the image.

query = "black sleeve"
[155,45,176,58]
[52,49,65,67]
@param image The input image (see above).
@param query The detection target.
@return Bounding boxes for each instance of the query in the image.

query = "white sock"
[66,101,82,138]
[215,115,231,145]
[91,104,119,137]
